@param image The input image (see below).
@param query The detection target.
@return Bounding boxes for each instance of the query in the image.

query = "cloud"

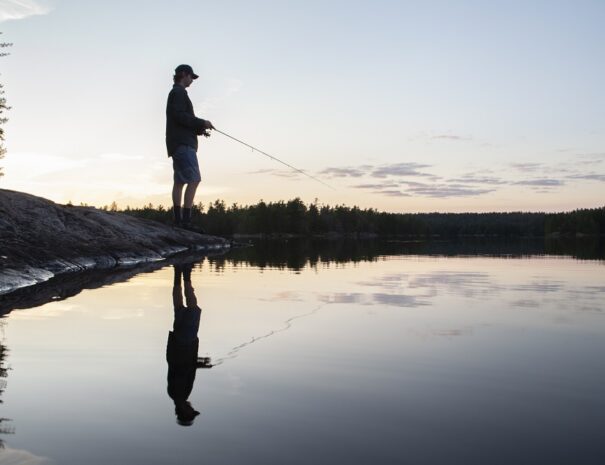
[319,166,370,178]
[351,182,400,189]
[373,189,411,197]
[321,162,434,179]
[567,173,605,182]
[225,78,243,97]
[448,175,507,185]
[576,152,605,162]
[198,77,243,113]
[371,162,433,178]
[514,179,564,187]
[248,168,302,179]
[99,152,144,161]
[0,0,52,22]
[406,184,495,198]
[509,162,543,172]
[431,134,472,141]
[326,154,604,200]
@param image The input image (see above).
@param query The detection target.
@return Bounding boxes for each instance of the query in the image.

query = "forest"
[110,198,605,238]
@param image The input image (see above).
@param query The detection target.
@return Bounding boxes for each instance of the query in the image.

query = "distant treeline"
[111,198,605,238]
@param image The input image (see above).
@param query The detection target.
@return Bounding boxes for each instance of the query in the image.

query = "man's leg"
[172,182,184,225]
[182,182,199,226]
[183,182,199,208]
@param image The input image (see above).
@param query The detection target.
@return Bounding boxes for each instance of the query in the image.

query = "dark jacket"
[165,84,209,157]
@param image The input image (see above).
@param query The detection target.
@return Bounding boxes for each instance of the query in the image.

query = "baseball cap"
[174,64,199,80]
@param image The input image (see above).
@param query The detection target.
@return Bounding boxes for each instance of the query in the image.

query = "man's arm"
[168,89,210,131]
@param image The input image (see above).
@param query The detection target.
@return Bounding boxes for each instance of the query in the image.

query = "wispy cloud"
[374,189,411,197]
[321,153,602,200]
[198,77,243,113]
[514,179,564,187]
[509,162,543,172]
[320,162,433,179]
[352,182,400,189]
[0,0,52,22]
[567,173,605,182]
[248,168,303,179]
[575,152,605,166]
[319,166,369,178]
[448,175,507,185]
[431,134,472,141]
[406,184,495,198]
[371,162,434,178]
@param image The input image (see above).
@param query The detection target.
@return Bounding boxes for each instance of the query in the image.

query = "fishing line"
[213,128,335,190]
[211,304,324,367]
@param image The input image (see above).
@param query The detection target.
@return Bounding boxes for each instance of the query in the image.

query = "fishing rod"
[212,128,335,190]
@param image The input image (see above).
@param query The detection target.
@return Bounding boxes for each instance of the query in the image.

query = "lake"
[0,239,604,464]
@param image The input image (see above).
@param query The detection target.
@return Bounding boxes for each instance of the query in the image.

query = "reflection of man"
[166,264,211,426]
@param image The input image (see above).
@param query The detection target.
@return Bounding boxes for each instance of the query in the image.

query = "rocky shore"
[0,189,230,296]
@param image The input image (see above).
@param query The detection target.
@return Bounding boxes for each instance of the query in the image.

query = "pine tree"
[0,33,12,178]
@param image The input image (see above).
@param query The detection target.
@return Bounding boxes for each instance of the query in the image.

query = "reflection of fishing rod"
[213,128,336,190]
[210,304,324,367]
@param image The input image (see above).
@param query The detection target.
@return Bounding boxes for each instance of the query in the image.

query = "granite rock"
[0,189,229,295]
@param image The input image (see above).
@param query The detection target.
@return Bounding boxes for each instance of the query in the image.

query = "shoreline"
[0,189,231,297]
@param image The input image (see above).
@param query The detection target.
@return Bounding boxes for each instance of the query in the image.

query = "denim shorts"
[172,145,201,184]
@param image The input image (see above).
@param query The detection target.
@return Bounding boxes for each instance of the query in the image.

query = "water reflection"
[0,247,603,464]
[211,237,605,271]
[2,239,603,318]
[0,322,13,448]
[167,264,212,426]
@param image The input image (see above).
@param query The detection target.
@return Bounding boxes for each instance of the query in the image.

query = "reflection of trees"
[208,238,604,273]
[0,322,14,448]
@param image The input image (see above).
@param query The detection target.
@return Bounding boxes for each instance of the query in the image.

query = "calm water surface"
[0,242,604,464]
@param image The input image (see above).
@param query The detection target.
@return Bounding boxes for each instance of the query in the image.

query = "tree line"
[109,198,605,238]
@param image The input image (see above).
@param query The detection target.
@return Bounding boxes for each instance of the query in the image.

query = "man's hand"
[205,120,215,130]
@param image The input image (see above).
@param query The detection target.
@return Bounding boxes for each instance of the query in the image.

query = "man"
[166,64,214,230]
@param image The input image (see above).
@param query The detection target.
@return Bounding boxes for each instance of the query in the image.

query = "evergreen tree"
[0,33,11,178]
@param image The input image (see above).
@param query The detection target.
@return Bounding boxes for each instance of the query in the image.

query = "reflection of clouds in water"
[353,270,605,313]
[9,302,81,321]
[372,293,428,307]
[430,327,474,337]
[318,292,427,308]
[358,271,500,298]
[259,291,304,302]
[318,293,364,304]
[356,274,409,290]
[0,447,52,464]
[583,286,605,293]
[510,299,540,308]
[510,282,564,293]
[408,272,498,296]
[268,270,605,313]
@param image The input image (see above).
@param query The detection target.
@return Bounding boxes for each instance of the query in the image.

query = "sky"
[0,0,604,212]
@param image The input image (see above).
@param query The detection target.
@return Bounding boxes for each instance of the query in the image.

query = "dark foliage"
[114,198,605,238]
[0,33,11,178]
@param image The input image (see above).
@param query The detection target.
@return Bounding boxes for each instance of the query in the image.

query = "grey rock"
[0,189,229,295]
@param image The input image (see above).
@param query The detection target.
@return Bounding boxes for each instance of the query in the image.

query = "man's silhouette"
[166,64,214,230]
[166,263,211,426]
